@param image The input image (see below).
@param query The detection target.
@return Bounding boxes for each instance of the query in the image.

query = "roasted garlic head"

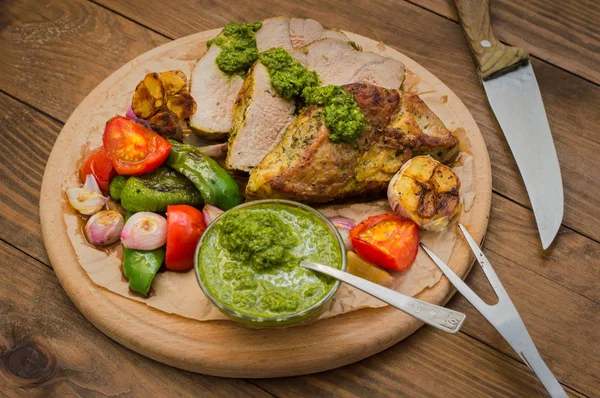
[387,155,461,232]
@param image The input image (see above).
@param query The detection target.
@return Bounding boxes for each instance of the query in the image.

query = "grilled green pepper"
[122,212,164,297]
[166,139,243,210]
[120,167,201,212]
[123,246,164,297]
[109,175,129,201]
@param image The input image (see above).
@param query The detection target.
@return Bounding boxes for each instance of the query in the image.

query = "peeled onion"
[202,204,224,225]
[120,212,167,250]
[85,210,125,246]
[329,217,356,251]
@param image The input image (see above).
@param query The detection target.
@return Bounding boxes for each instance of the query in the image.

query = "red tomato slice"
[166,205,206,271]
[349,214,419,271]
[79,147,117,192]
[102,116,171,176]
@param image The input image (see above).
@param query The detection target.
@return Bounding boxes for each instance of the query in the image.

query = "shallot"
[66,174,109,215]
[85,210,125,246]
[120,212,167,250]
[329,217,356,251]
[202,204,224,225]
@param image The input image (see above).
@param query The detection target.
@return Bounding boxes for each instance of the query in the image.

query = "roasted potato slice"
[160,71,187,96]
[131,81,155,119]
[166,90,197,120]
[388,155,461,231]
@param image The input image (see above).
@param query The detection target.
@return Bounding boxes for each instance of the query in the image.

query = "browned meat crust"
[246,83,459,203]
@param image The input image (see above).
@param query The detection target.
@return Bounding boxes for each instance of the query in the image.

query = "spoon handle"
[301,261,465,334]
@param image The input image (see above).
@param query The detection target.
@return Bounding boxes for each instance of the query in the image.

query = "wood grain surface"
[1,0,599,396]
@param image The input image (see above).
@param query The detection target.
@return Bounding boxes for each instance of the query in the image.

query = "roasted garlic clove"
[166,90,197,120]
[387,155,461,232]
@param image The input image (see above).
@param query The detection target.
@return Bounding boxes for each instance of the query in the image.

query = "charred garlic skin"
[388,156,461,232]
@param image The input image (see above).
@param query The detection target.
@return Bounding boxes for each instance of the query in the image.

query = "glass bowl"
[194,199,347,328]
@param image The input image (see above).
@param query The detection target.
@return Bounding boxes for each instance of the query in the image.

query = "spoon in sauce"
[300,260,465,334]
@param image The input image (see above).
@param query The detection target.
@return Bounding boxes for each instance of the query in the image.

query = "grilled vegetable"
[347,251,393,287]
[78,148,116,192]
[66,174,109,215]
[120,167,201,212]
[123,245,164,297]
[84,210,124,246]
[166,139,243,210]
[202,204,224,225]
[165,205,207,271]
[120,212,167,251]
[108,175,129,201]
[102,116,171,176]
[131,70,197,137]
[329,217,356,251]
[349,214,419,271]
[388,155,461,232]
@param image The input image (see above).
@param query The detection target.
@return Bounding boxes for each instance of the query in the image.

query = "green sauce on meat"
[207,22,262,75]
[303,85,366,143]
[197,203,342,318]
[260,47,319,100]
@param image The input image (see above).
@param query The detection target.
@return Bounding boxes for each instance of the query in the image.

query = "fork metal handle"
[300,261,466,334]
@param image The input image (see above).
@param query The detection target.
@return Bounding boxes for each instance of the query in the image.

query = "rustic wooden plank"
[486,195,599,302]
[0,94,61,265]
[253,326,583,398]
[0,0,168,122]
[0,240,271,397]
[451,247,599,396]
[410,0,600,84]
[46,0,600,242]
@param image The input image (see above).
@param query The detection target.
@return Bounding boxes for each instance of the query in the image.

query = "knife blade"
[482,64,563,249]
[452,0,564,249]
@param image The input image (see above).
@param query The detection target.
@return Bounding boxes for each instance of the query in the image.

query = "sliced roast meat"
[304,39,405,89]
[226,62,296,172]
[188,44,244,140]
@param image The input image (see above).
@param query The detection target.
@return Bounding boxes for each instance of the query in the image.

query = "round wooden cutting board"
[40,28,491,378]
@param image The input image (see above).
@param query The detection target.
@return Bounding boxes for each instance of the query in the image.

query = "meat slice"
[289,18,325,47]
[255,17,294,52]
[226,62,296,172]
[304,39,405,89]
[246,83,459,203]
[188,45,244,140]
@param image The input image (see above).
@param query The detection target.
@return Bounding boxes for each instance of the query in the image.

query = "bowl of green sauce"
[194,199,347,327]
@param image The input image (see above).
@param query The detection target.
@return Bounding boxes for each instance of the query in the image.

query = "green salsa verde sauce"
[303,85,366,143]
[197,204,342,318]
[207,22,262,75]
[259,47,320,100]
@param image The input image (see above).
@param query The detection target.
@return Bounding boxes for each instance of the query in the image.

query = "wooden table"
[1,0,598,396]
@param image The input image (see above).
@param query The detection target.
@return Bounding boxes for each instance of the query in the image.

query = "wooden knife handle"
[453,0,529,80]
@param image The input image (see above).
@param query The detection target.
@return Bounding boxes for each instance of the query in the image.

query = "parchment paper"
[61,40,476,322]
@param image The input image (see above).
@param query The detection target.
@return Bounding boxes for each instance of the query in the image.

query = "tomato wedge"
[102,116,171,175]
[166,205,206,271]
[78,147,116,192]
[349,214,419,271]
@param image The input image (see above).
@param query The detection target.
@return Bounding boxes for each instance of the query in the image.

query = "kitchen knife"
[452,0,564,249]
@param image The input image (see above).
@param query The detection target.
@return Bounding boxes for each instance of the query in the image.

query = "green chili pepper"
[120,167,201,212]
[166,139,243,210]
[109,175,129,201]
[121,212,164,297]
